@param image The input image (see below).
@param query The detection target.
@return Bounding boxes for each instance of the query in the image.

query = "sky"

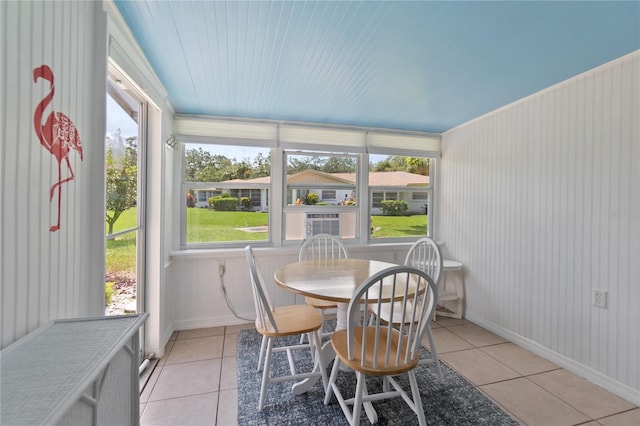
[106,95,137,139]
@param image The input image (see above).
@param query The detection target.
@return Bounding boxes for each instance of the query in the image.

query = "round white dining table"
[273,258,399,331]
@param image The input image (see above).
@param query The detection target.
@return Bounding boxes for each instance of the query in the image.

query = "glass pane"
[105,92,139,315]
[286,152,357,206]
[369,155,430,239]
[284,151,358,241]
[105,229,137,315]
[184,143,270,244]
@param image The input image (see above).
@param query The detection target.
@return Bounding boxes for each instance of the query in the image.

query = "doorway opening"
[104,65,146,323]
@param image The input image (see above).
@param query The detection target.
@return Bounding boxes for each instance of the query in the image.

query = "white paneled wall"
[438,52,639,400]
[168,250,302,331]
[167,244,408,331]
[1,1,107,348]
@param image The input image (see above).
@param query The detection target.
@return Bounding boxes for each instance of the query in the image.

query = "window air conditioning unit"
[306,213,340,237]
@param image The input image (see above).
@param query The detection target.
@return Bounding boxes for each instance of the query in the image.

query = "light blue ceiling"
[114,1,639,133]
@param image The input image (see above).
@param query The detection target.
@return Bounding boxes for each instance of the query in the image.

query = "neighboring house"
[194,169,429,214]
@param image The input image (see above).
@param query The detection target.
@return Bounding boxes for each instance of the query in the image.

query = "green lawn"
[106,208,137,273]
[187,209,269,242]
[106,207,428,272]
[370,214,427,238]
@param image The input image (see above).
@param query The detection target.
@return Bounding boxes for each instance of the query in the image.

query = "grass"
[187,209,269,242]
[370,214,427,238]
[105,207,428,272]
[106,208,137,273]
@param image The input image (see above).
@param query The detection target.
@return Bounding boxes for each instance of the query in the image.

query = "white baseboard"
[172,314,253,331]
[466,312,640,406]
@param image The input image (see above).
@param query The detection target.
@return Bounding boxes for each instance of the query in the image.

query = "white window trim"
[176,116,439,249]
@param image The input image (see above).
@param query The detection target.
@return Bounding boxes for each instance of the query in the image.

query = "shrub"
[305,192,319,205]
[186,193,196,208]
[241,197,251,210]
[105,282,115,306]
[380,199,408,216]
[209,195,238,211]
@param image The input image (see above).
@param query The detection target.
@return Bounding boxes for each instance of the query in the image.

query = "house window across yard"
[412,192,428,200]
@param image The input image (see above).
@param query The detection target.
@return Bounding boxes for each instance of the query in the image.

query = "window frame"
[175,118,440,249]
[281,150,362,243]
[179,142,274,249]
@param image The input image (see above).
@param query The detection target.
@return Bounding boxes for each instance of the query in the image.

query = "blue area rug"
[236,325,519,425]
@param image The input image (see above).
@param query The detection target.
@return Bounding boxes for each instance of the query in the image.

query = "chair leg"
[309,330,328,390]
[259,337,273,411]
[383,376,390,392]
[351,372,365,426]
[408,370,427,426]
[257,334,267,372]
[324,357,341,405]
[422,326,443,382]
[361,381,378,424]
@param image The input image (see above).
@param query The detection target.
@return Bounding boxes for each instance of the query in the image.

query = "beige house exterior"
[195,169,430,214]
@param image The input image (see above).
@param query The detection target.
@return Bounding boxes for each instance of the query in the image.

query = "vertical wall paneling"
[438,52,640,401]
[1,1,108,349]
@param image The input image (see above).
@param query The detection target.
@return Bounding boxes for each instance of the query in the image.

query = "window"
[175,117,440,247]
[182,143,271,246]
[412,192,428,200]
[284,151,358,241]
[368,156,432,239]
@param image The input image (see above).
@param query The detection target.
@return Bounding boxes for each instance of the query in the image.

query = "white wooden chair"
[367,237,444,381]
[245,246,328,411]
[324,265,438,426]
[298,234,348,340]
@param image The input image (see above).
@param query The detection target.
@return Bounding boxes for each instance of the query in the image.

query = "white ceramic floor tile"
[480,343,559,376]
[178,326,225,340]
[141,392,217,426]
[528,369,637,420]
[216,388,238,426]
[149,358,222,401]
[165,335,225,364]
[481,378,591,426]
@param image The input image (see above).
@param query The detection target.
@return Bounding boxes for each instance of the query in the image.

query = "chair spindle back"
[299,234,348,261]
[348,266,437,369]
[404,237,443,285]
[245,246,278,333]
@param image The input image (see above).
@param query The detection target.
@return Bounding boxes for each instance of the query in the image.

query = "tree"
[373,156,429,176]
[322,156,356,173]
[252,152,271,177]
[106,136,137,234]
[287,156,319,174]
[287,155,356,174]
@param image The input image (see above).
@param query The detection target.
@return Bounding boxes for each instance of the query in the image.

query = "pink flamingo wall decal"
[33,64,83,232]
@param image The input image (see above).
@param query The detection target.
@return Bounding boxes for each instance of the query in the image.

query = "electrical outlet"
[218,261,225,276]
[593,289,607,309]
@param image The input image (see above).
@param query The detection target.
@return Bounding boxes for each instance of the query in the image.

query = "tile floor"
[139,318,639,426]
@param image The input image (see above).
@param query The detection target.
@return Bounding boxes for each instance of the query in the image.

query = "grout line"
[146,390,220,404]
[592,407,640,421]
[475,385,526,425]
